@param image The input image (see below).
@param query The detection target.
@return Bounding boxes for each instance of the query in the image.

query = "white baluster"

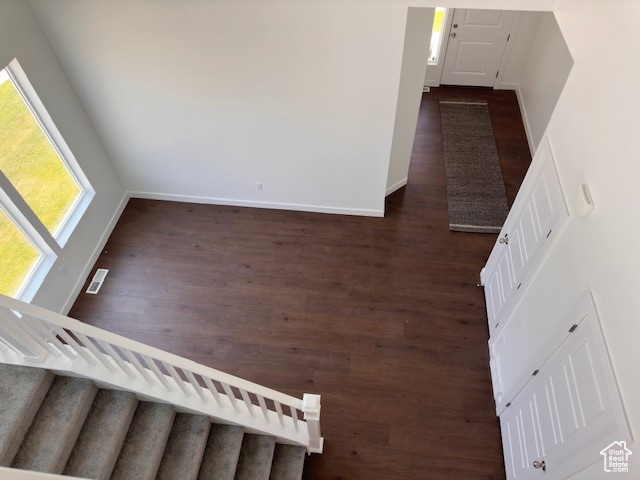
[166,364,191,396]
[202,377,224,408]
[221,383,241,413]
[239,389,255,418]
[291,407,299,432]
[257,395,269,422]
[274,401,285,427]
[121,348,154,383]
[96,340,135,377]
[0,308,44,358]
[28,317,74,359]
[16,317,60,357]
[50,325,96,365]
[75,333,115,371]
[185,371,206,401]
[142,355,173,390]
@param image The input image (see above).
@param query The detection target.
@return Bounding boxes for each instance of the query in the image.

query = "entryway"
[385,8,572,204]
[426,8,516,89]
[440,9,515,87]
[425,8,573,152]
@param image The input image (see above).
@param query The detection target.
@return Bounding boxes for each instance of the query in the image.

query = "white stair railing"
[0,294,323,454]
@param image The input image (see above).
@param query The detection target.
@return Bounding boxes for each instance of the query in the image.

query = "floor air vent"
[86,268,109,294]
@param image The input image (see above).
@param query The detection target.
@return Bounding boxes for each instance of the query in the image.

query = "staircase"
[0,294,322,479]
[0,363,307,480]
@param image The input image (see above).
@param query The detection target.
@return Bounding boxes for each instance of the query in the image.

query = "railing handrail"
[0,294,302,410]
[0,294,323,453]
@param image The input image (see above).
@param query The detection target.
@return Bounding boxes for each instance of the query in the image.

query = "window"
[0,207,43,297]
[0,59,94,300]
[429,8,448,64]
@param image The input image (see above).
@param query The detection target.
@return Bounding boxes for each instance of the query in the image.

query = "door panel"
[549,365,580,441]
[518,205,538,264]
[521,402,541,466]
[571,341,604,423]
[532,177,554,235]
[485,267,502,327]
[532,383,559,455]
[507,226,527,281]
[441,9,515,86]
[453,42,495,72]
[465,9,504,26]
[485,244,514,334]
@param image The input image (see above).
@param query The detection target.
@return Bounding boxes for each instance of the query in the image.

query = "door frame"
[425,9,523,89]
[424,8,455,87]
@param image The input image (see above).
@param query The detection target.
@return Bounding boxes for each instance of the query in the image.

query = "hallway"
[70,87,531,480]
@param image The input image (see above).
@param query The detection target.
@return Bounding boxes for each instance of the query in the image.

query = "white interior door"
[500,295,631,480]
[441,9,515,87]
[481,137,569,338]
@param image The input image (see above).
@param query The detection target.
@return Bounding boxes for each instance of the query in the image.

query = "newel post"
[302,393,324,454]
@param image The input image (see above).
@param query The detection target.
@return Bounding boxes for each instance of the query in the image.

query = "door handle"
[451,32,457,38]
[499,234,508,245]
[533,460,546,471]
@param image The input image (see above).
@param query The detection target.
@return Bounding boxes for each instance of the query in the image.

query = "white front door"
[440,9,515,87]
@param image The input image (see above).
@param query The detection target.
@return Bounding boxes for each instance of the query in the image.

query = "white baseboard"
[493,81,518,91]
[61,192,130,315]
[385,177,408,196]
[496,82,535,156]
[513,83,536,156]
[128,191,384,218]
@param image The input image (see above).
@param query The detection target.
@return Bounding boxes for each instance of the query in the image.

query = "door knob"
[499,234,509,245]
[453,23,458,28]
[451,32,457,38]
[533,460,546,471]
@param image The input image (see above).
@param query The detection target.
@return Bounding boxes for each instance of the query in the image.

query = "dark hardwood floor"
[70,86,531,480]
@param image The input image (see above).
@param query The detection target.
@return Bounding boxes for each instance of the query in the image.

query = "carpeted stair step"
[110,401,175,480]
[0,365,53,466]
[156,413,211,480]
[63,390,138,480]
[11,376,97,473]
[234,434,276,480]
[197,424,245,480]
[269,444,306,480]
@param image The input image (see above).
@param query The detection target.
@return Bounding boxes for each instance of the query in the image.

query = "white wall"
[518,13,573,151]
[0,0,126,314]
[504,1,640,477]
[495,12,573,153]
[30,0,407,217]
[28,0,551,218]
[386,7,434,195]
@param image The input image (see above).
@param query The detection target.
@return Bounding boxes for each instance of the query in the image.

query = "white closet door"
[500,295,631,480]
[482,137,568,336]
